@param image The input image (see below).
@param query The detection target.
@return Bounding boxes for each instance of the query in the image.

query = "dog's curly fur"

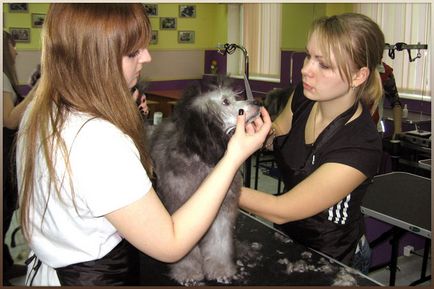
[149,80,260,285]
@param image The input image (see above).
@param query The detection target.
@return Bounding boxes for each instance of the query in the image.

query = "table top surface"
[362,171,431,238]
[145,89,184,100]
[140,211,381,286]
[383,108,431,124]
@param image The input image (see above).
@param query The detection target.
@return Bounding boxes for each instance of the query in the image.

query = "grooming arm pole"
[217,43,252,187]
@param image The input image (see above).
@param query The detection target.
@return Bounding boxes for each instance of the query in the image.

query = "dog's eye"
[222,98,230,106]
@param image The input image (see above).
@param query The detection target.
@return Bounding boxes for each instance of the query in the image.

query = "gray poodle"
[149,80,260,285]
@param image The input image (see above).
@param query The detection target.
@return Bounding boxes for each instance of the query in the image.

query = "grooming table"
[139,211,381,286]
[361,171,431,285]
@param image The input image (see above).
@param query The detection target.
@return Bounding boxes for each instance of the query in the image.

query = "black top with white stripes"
[273,83,382,265]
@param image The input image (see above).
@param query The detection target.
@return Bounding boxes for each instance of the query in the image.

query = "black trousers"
[3,127,19,272]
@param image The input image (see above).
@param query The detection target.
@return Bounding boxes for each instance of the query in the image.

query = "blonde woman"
[16,4,270,285]
[240,13,385,273]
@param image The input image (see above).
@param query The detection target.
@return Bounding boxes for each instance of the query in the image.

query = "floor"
[4,153,432,286]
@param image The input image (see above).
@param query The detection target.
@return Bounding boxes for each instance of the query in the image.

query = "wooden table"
[144,89,184,118]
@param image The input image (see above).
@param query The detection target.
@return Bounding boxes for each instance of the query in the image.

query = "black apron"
[54,239,140,286]
[273,100,362,265]
[26,239,140,286]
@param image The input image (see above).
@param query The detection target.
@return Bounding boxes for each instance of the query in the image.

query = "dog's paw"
[215,276,232,284]
[204,262,237,283]
[178,279,206,287]
[170,267,205,286]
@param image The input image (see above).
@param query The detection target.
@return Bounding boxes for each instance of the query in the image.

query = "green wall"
[3,3,50,50]
[3,3,352,52]
[281,3,353,51]
[3,3,227,51]
[147,3,226,50]
[281,4,319,51]
[325,3,354,17]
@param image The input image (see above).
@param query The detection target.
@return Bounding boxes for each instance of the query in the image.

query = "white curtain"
[227,3,281,79]
[355,3,431,99]
[242,3,281,78]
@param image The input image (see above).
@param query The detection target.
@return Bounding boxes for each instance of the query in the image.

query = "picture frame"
[31,13,46,28]
[179,5,196,18]
[143,4,158,17]
[178,31,195,44]
[150,30,158,45]
[9,27,31,43]
[8,3,28,13]
[160,17,177,30]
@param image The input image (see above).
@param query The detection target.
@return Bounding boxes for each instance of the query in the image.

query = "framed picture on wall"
[8,3,28,13]
[9,27,31,43]
[179,5,196,18]
[31,13,46,28]
[160,17,177,30]
[143,4,158,17]
[150,30,158,45]
[178,31,195,44]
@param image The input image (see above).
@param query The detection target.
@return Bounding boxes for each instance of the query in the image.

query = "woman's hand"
[226,107,271,166]
[132,89,149,116]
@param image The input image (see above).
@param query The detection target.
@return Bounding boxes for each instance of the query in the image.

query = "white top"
[3,72,18,103]
[16,107,152,268]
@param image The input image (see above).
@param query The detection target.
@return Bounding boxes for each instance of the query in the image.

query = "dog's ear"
[173,82,202,117]
[179,106,229,165]
[181,82,202,100]
[264,86,294,120]
[134,77,150,95]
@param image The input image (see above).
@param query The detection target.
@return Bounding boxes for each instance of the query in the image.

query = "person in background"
[373,61,402,137]
[28,64,41,88]
[2,30,34,285]
[16,3,270,286]
[131,80,150,117]
[239,13,384,274]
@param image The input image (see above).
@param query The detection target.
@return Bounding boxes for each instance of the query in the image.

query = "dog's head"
[172,81,260,164]
[198,88,260,133]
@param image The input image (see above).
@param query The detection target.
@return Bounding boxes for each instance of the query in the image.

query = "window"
[355,3,431,100]
[227,3,281,81]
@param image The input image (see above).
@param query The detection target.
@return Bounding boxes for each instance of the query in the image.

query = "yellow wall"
[3,3,50,50]
[281,3,319,51]
[281,3,353,51]
[3,3,352,51]
[148,3,226,50]
[3,3,227,51]
[325,3,354,16]
[3,3,353,83]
